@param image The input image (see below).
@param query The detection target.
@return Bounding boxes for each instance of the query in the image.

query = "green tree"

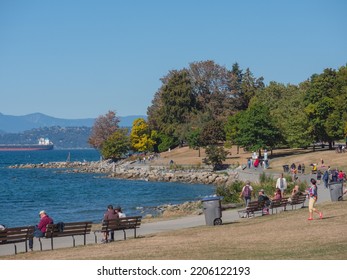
[224,112,242,153]
[203,145,229,170]
[186,128,203,157]
[101,128,130,160]
[234,103,282,156]
[147,69,196,144]
[200,119,226,146]
[156,132,178,153]
[236,67,264,110]
[304,67,347,148]
[189,60,234,120]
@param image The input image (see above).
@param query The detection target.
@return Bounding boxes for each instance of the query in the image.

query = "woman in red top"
[273,188,282,200]
[338,170,345,183]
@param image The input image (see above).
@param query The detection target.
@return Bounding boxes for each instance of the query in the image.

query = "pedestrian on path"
[275,173,287,197]
[322,170,329,189]
[240,180,253,207]
[307,178,323,221]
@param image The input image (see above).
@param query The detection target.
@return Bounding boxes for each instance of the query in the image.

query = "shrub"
[216,180,244,203]
[259,172,275,185]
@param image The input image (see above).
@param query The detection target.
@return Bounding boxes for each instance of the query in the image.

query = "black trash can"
[201,196,223,226]
[283,165,289,173]
[328,182,343,201]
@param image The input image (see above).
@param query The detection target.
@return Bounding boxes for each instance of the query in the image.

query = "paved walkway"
[0,169,339,257]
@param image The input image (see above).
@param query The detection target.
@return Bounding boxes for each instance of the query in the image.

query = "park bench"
[94,216,142,243]
[288,194,307,210]
[38,221,93,250]
[238,201,265,218]
[0,226,34,254]
[269,197,288,214]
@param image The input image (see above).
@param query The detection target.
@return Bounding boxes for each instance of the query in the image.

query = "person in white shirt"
[115,206,126,218]
[276,173,287,197]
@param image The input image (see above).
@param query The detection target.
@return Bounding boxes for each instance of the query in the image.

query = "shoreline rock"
[8,160,240,186]
[8,160,244,218]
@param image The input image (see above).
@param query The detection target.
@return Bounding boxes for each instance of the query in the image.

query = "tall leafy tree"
[186,128,203,157]
[235,67,264,111]
[130,118,156,153]
[258,82,312,148]
[224,112,242,152]
[88,110,120,149]
[304,67,347,148]
[147,69,196,139]
[100,128,130,160]
[188,60,233,120]
[234,103,282,156]
[203,145,229,170]
[200,119,226,146]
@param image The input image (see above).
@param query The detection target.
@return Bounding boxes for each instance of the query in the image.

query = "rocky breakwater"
[9,160,240,187]
[8,160,119,174]
[110,164,239,186]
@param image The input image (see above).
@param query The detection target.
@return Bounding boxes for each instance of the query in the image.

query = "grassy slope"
[4,200,346,260]
[154,145,347,172]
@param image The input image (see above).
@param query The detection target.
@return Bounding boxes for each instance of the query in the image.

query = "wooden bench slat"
[40,221,93,250]
[238,201,265,218]
[288,194,307,210]
[269,197,288,214]
[0,226,34,254]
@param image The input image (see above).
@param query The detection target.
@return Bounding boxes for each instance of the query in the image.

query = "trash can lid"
[202,196,223,201]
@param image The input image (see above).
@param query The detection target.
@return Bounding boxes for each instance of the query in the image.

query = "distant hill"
[0,126,93,149]
[0,112,146,133]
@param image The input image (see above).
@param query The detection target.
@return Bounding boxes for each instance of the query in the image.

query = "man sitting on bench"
[29,210,53,251]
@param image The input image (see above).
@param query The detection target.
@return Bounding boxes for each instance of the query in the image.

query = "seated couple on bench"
[101,204,126,243]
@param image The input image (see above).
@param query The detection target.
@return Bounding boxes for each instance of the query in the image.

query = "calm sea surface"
[0,149,215,227]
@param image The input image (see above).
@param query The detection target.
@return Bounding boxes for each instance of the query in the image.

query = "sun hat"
[39,210,46,215]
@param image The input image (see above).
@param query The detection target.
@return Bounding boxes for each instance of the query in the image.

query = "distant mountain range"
[0,112,146,133]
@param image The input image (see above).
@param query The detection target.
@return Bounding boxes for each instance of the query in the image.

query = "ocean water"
[0,150,215,227]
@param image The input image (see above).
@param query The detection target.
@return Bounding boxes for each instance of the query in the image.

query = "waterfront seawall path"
[0,167,334,257]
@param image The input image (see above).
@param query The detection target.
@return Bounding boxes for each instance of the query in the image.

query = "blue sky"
[0,0,346,119]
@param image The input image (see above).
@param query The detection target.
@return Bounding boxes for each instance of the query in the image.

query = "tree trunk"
[328,141,333,150]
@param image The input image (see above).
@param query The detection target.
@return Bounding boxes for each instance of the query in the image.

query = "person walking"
[275,173,287,197]
[263,149,268,169]
[307,178,323,221]
[240,180,253,207]
[322,170,329,189]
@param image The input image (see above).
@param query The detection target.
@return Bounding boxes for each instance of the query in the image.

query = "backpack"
[243,185,251,198]
[56,222,65,232]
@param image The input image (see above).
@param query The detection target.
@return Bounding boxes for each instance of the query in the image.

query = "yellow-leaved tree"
[130,118,156,152]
